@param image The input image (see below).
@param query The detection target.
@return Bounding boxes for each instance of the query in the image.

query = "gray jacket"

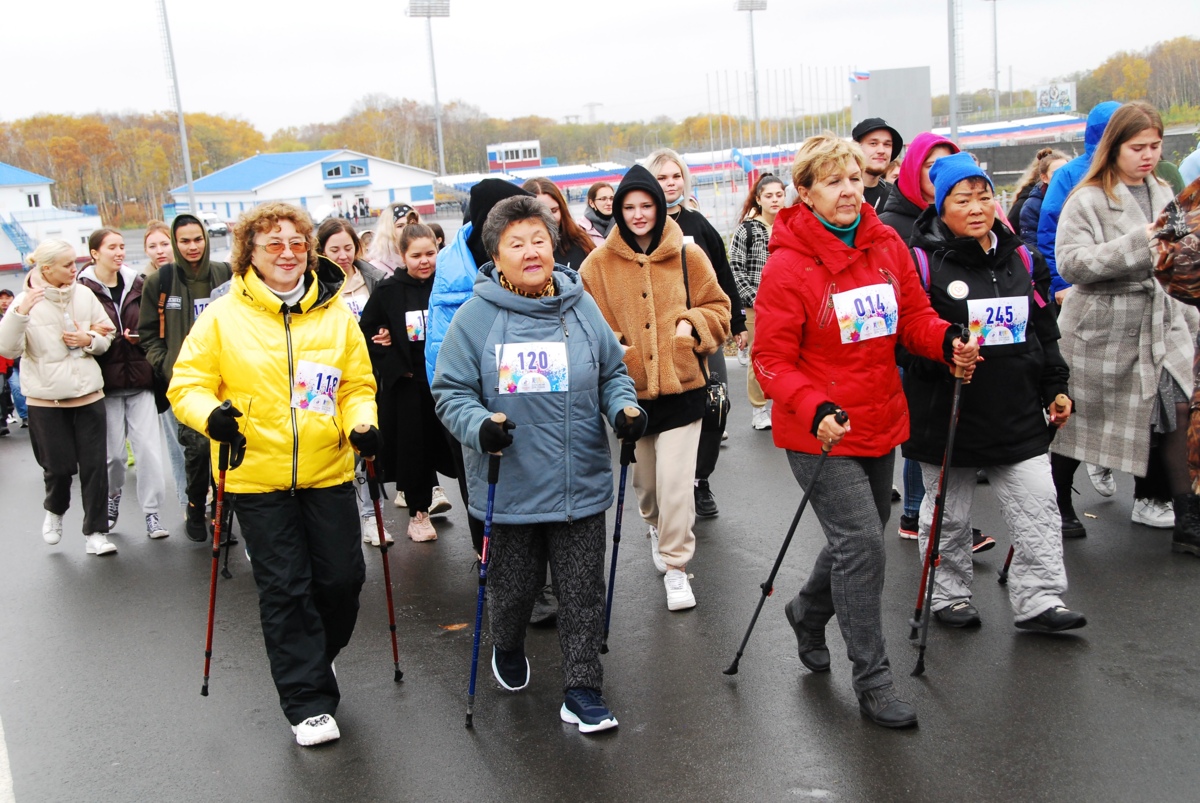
[1052,179,1199,474]
[432,263,640,525]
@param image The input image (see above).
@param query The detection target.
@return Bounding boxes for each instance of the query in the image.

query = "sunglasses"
[255,240,309,255]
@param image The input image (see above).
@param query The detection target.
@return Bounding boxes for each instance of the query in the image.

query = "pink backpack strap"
[912,247,930,293]
[1017,245,1047,308]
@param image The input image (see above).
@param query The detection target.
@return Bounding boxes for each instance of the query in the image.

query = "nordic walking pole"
[911,327,972,677]
[724,409,848,676]
[201,400,245,696]
[601,407,640,655]
[356,425,403,684]
[999,395,1067,587]
[219,500,236,580]
[467,413,506,729]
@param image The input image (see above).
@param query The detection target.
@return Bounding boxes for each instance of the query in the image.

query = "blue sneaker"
[560,688,618,733]
[491,646,530,691]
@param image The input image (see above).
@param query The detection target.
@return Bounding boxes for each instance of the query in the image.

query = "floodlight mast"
[157,0,197,215]
[408,0,450,176]
[736,1,767,147]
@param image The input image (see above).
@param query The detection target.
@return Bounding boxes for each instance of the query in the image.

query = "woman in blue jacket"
[433,195,643,734]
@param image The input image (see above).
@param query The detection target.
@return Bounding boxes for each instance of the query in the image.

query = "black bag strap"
[680,246,710,382]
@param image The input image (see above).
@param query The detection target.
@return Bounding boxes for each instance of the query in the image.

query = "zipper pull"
[561,313,569,337]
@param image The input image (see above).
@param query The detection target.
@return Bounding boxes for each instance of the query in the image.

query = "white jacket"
[0,270,114,404]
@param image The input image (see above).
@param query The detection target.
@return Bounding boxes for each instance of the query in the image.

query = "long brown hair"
[1076,101,1165,202]
[738,173,786,223]
[521,177,595,256]
[316,217,361,258]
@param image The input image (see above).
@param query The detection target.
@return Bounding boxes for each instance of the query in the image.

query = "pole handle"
[952,325,971,379]
[1051,393,1069,415]
[821,409,849,454]
[218,442,230,472]
[619,406,640,466]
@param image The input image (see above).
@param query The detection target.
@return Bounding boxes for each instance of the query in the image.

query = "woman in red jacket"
[753,134,977,729]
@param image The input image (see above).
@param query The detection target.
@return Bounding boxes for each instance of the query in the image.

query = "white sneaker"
[361,515,394,546]
[664,569,696,611]
[146,513,170,539]
[751,406,772,430]
[393,490,407,509]
[85,534,117,556]
[429,486,452,517]
[648,526,667,574]
[407,511,438,542]
[43,511,63,545]
[721,430,729,441]
[1086,464,1116,497]
[1132,498,1174,528]
[291,714,340,747]
[737,345,750,366]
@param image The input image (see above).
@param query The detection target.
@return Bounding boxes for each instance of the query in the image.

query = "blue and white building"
[168,149,437,224]
[0,162,104,271]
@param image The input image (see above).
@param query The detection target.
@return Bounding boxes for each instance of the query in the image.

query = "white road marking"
[0,712,13,803]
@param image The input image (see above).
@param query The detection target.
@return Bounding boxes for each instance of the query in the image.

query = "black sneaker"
[1171,494,1200,557]
[1015,606,1087,632]
[1061,513,1087,539]
[891,485,901,502]
[976,469,989,484]
[491,645,530,691]
[106,492,121,529]
[934,600,981,628]
[858,685,918,728]
[783,596,830,672]
[694,480,718,518]
[898,514,918,541]
[560,687,618,733]
[185,502,208,543]
[529,584,558,627]
[971,529,996,553]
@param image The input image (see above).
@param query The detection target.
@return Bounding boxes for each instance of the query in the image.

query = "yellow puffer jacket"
[168,258,378,494]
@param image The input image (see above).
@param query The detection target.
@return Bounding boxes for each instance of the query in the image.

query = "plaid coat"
[1052,179,1199,475]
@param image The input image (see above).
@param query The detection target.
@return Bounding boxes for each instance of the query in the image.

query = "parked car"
[198,212,229,237]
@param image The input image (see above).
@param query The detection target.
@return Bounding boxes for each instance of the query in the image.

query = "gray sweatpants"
[486,512,607,692]
[917,453,1066,621]
[784,450,895,696]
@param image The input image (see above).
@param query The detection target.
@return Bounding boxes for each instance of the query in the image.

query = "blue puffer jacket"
[425,222,477,384]
[432,264,641,525]
[1019,183,1046,253]
[1037,101,1120,295]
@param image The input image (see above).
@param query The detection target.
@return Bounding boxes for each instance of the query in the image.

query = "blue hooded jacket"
[432,264,640,525]
[1037,101,1121,295]
[425,222,477,384]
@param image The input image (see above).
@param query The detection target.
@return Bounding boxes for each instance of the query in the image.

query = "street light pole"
[408,1,449,176]
[947,0,959,143]
[156,0,196,216]
[736,1,766,148]
[984,0,1000,118]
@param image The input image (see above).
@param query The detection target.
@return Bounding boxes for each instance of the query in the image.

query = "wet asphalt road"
[1,361,1199,802]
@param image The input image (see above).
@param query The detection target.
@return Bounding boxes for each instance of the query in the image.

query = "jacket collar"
[235,255,345,314]
[771,202,889,274]
[473,262,583,317]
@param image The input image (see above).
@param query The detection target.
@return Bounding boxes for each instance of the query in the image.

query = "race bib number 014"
[292,360,342,415]
[496,342,568,394]
[968,296,1028,345]
[832,283,898,344]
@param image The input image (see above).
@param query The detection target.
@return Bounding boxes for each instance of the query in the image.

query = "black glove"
[349,425,382,459]
[479,416,516,453]
[206,403,243,444]
[614,408,647,442]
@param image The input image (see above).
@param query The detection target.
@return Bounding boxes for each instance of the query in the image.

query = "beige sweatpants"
[634,418,702,569]
[745,308,767,409]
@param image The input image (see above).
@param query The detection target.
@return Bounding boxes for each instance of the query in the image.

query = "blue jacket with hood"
[425,222,476,384]
[1037,101,1120,295]
[432,263,640,525]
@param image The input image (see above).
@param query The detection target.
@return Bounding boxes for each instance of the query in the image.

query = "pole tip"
[600,644,609,655]
[722,662,740,676]
[200,685,209,697]
[394,669,404,682]
[465,715,473,729]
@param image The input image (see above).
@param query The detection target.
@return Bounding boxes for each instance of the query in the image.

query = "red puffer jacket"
[752,202,954,457]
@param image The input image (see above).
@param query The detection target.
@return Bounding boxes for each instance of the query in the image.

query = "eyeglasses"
[255,240,309,255]
[595,196,614,204]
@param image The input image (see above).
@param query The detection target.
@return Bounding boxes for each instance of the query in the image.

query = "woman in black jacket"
[647,148,747,518]
[900,153,1085,633]
[359,223,455,542]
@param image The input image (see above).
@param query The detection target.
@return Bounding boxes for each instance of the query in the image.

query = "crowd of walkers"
[4,97,1199,745]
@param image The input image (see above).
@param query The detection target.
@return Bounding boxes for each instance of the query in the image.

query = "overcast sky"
[5,0,1198,136]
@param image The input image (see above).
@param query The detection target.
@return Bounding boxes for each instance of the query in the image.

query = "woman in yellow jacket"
[168,202,379,748]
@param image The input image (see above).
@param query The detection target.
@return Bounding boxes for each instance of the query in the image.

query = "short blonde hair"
[231,202,317,276]
[646,148,693,202]
[791,133,865,191]
[27,239,76,271]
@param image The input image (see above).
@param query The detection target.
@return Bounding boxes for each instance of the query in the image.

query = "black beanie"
[466,179,532,267]
[613,164,668,255]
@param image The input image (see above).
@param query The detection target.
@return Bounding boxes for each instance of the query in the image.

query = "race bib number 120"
[832,283,898,344]
[496,342,568,394]
[292,360,341,415]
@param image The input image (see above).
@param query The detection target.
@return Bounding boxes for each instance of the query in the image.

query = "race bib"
[968,296,1028,345]
[406,309,428,341]
[832,283,898,344]
[344,298,364,321]
[496,342,568,394]
[292,360,341,415]
[193,297,211,318]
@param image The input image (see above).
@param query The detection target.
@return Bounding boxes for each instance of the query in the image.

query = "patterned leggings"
[487,513,607,692]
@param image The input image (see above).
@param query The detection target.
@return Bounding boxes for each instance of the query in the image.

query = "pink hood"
[896,132,960,211]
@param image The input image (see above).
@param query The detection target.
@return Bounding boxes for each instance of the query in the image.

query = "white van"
[198,212,229,237]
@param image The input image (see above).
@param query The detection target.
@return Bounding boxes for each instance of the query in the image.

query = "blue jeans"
[903,458,925,519]
[9,368,28,420]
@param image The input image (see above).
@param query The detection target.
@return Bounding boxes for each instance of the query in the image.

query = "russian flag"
[850,71,870,83]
